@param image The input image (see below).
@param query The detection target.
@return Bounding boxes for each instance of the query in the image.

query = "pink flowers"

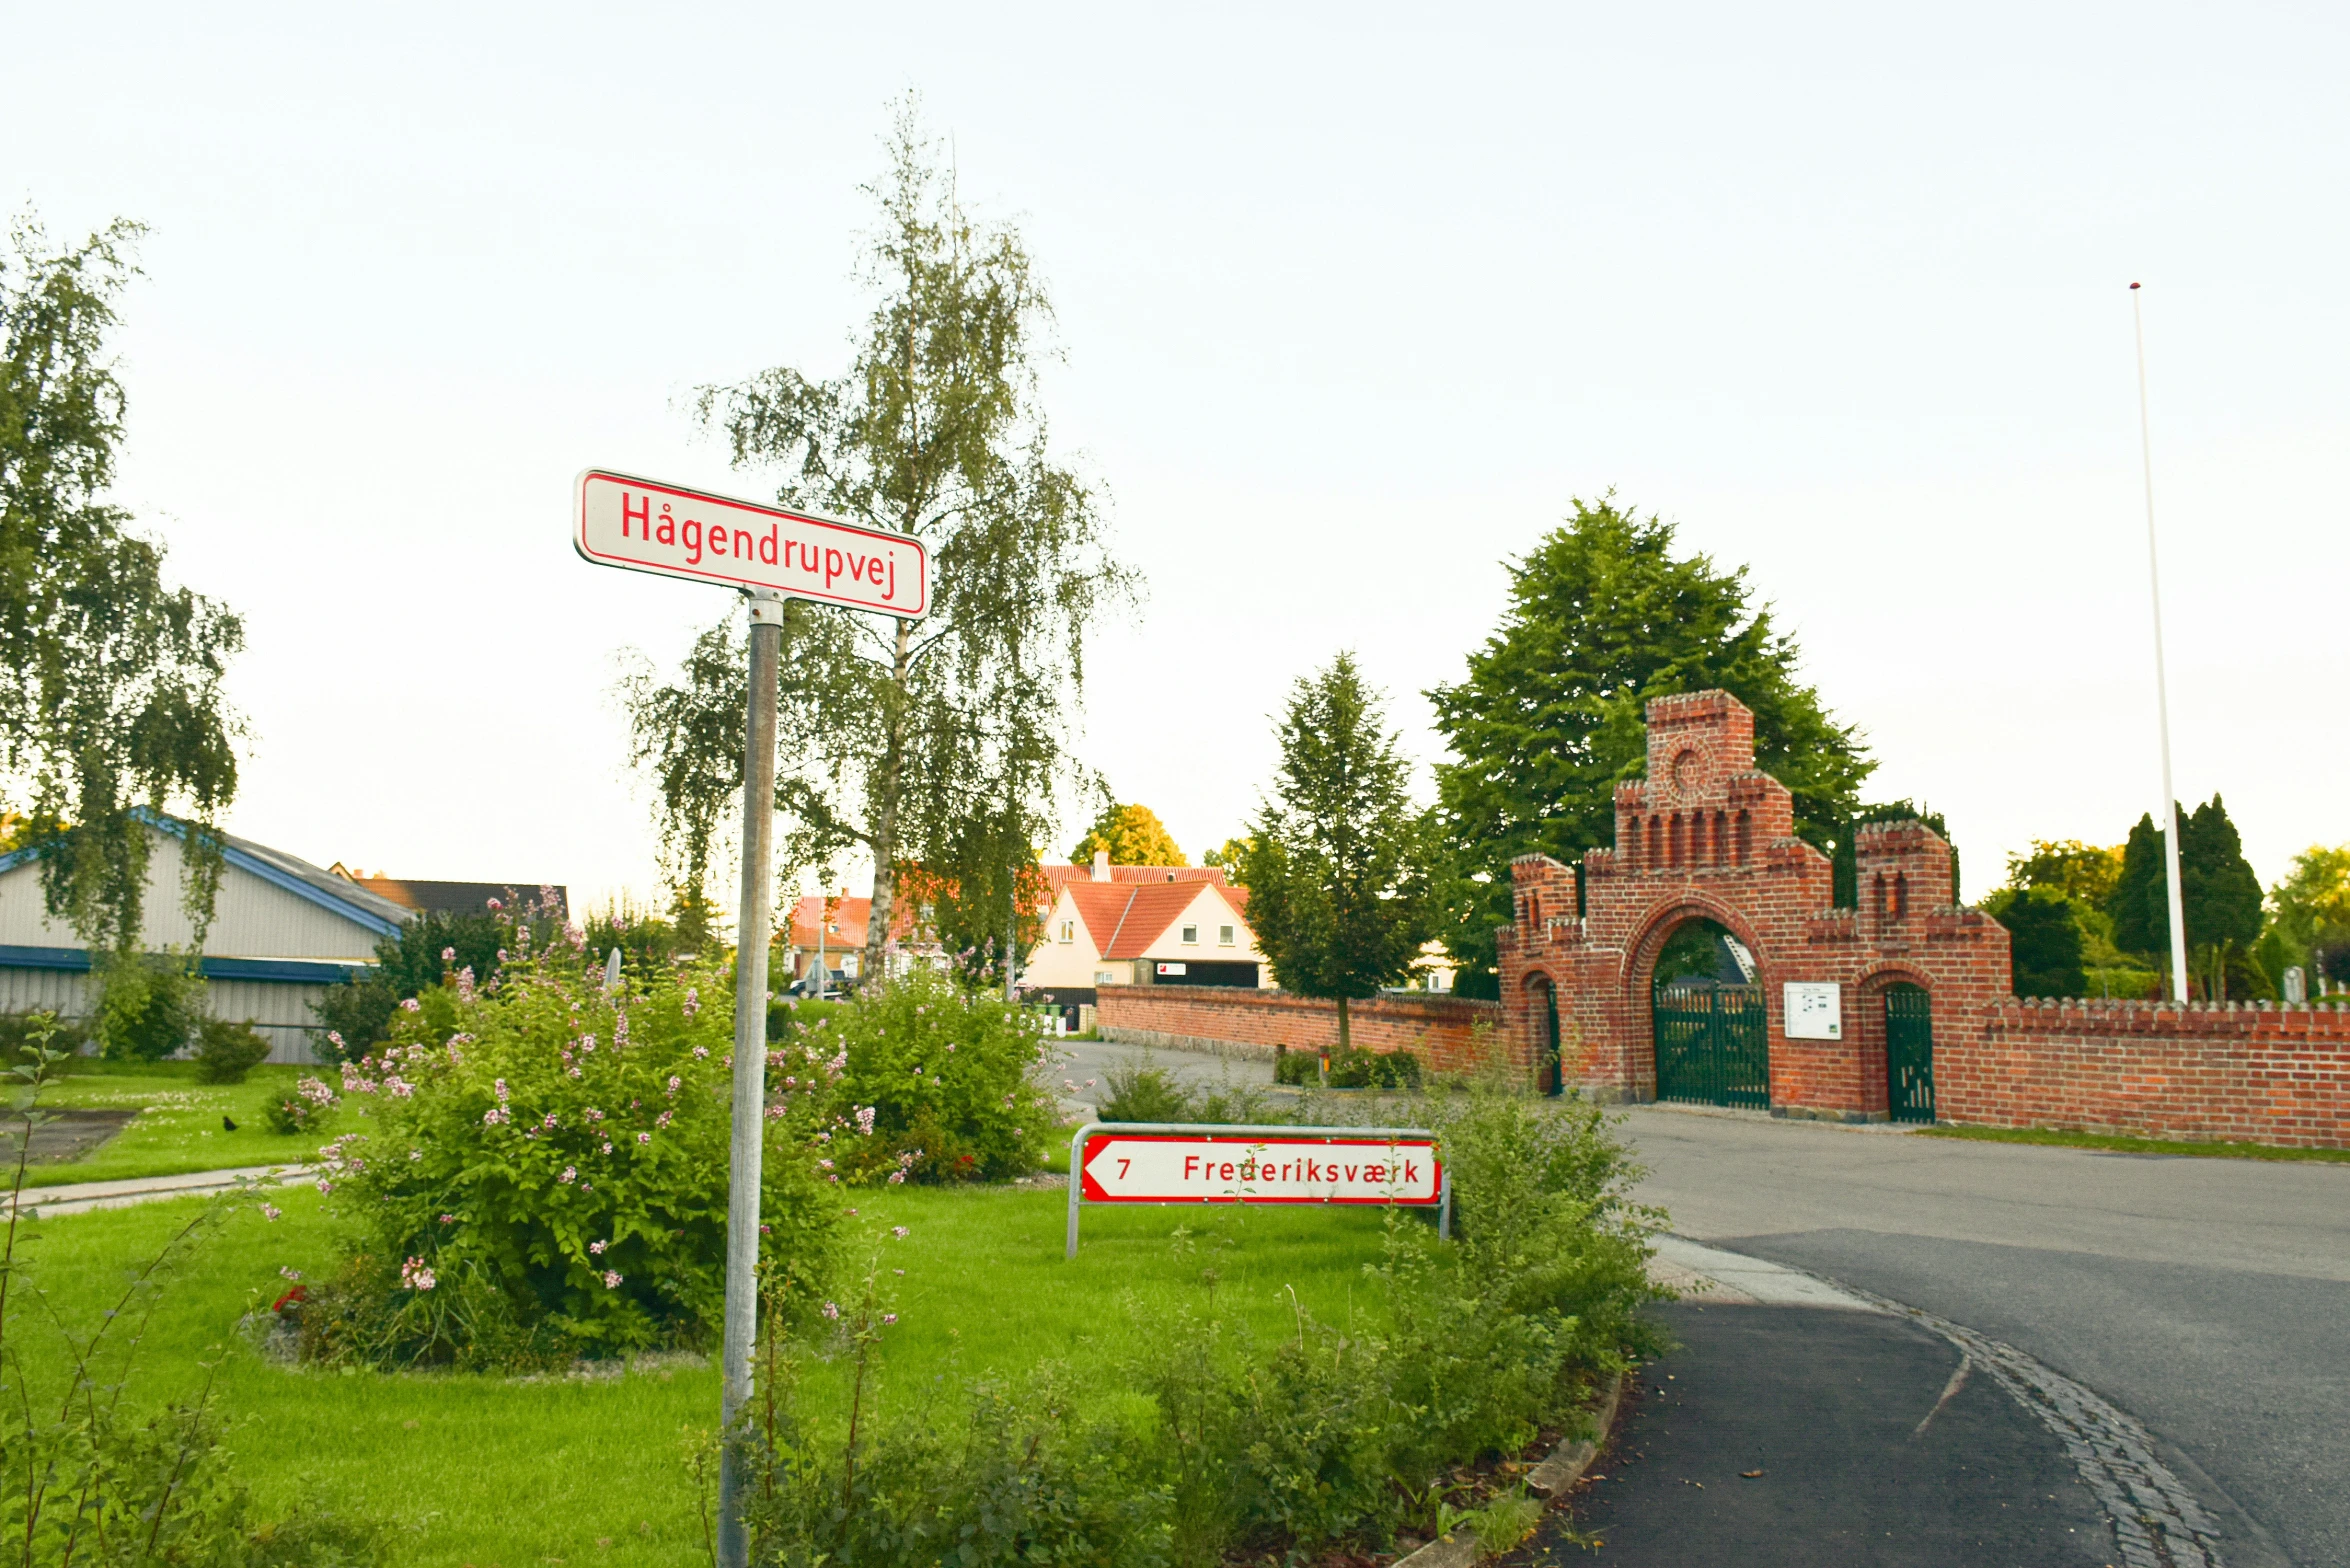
[542,1112,559,1129]
[682,988,699,1018]
[400,998,421,1013]
[891,1226,909,1239]
[590,1239,607,1254]
[666,1075,682,1096]
[764,1105,786,1120]
[482,1106,510,1126]
[326,1030,345,1049]
[559,1166,577,1184]
[881,1313,898,1326]
[601,1141,613,1155]
[439,1213,456,1224]
[656,1110,673,1129]
[637,1131,652,1145]
[692,1045,709,1059]
[602,1270,622,1289]
[494,1078,510,1101]
[441,946,456,961]
[854,1106,876,1137]
[260,1202,282,1221]
[821,1302,841,1321]
[400,1257,437,1291]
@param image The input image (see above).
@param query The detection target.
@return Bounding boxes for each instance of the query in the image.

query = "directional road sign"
[575,469,928,617]
[1079,1129,1441,1205]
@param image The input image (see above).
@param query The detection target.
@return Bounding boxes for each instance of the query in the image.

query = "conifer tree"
[1237,654,1434,1051]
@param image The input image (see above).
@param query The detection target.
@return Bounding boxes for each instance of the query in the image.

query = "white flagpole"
[2131,283,2191,1004]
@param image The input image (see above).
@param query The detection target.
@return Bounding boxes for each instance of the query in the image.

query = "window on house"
[1060,919,1074,943]
[1218,925,1235,946]
[1181,924,1198,945]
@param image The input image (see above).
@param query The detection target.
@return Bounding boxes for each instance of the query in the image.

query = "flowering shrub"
[780,966,1057,1184]
[261,1073,339,1135]
[310,928,840,1362]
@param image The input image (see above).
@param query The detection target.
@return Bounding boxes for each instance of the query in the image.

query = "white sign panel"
[1783,981,1843,1040]
[1079,1132,1442,1206]
[575,470,928,617]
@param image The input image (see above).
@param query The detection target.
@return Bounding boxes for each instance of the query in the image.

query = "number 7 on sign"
[1117,1158,1131,1178]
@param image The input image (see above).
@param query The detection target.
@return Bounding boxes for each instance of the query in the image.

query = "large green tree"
[625,107,1130,978]
[2260,843,2350,992]
[1236,654,1434,1050]
[1426,497,1871,996]
[0,213,243,967]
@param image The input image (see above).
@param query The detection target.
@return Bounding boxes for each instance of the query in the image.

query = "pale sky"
[10,3,2346,922]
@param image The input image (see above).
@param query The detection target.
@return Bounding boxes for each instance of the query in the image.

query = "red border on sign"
[574,470,929,617]
[1078,1132,1442,1206]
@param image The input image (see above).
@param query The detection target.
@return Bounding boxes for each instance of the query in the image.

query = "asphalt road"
[1621,1105,2350,1568]
[1515,1302,2114,1568]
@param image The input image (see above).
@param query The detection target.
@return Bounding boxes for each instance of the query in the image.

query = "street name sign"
[574,463,928,1568]
[575,469,928,617]
[1065,1121,1445,1256]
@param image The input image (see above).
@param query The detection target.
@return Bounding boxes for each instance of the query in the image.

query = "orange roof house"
[1024,851,1267,995]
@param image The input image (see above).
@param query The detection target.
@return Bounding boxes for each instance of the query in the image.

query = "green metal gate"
[1652,983,1770,1108]
[1884,984,1935,1124]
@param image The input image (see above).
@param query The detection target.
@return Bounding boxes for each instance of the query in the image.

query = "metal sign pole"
[716,592,784,1568]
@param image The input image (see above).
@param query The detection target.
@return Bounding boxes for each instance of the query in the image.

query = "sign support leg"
[717,593,783,1568]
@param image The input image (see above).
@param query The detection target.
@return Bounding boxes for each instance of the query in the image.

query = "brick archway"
[1496,690,2011,1120]
[1622,896,1774,1100]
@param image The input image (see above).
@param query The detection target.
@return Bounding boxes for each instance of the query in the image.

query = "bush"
[1273,1044,1422,1089]
[92,952,207,1060]
[784,966,1058,1185]
[193,1016,273,1082]
[310,931,841,1363]
[1099,1060,1194,1123]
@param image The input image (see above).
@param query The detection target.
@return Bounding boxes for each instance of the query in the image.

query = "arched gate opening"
[1650,918,1768,1108]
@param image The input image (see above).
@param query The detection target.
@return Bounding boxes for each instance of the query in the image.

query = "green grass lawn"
[1919,1123,2350,1163]
[20,1060,326,1187]
[13,1181,1396,1567]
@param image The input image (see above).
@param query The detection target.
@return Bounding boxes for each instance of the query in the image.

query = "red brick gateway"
[1102,690,2350,1147]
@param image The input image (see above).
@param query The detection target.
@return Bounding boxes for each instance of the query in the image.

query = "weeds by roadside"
[3,1012,386,1565]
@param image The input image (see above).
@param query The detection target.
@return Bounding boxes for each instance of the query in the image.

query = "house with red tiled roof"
[779,887,932,986]
[1023,851,1267,1009]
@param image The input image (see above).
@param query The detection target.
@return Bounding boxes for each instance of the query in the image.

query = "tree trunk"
[1335,994,1351,1054]
[862,616,916,983]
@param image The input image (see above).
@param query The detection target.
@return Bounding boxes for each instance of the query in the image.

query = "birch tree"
[624,106,1131,977]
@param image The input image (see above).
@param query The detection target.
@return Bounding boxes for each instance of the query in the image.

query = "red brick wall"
[1938,999,2350,1150]
[1096,985,1503,1071]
